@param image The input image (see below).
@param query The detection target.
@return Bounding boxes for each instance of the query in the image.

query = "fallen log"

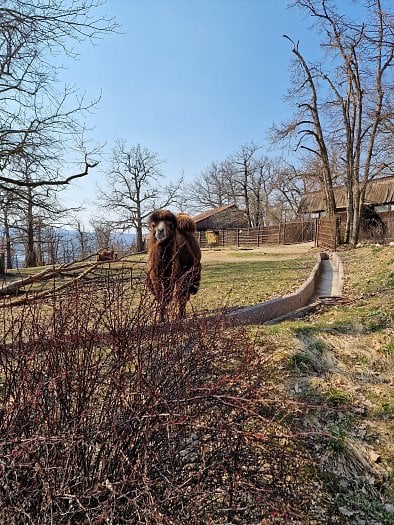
[0,250,146,306]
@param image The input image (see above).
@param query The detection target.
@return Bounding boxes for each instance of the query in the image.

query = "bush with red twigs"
[0,273,321,524]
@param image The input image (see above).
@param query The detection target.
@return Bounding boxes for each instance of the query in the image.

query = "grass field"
[1,243,318,313]
[192,247,316,311]
[127,242,319,313]
[254,244,394,523]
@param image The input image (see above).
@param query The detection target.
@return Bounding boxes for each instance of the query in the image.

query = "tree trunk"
[3,210,13,269]
[344,172,354,244]
[24,194,37,268]
[0,252,5,276]
[136,226,144,252]
[350,185,362,245]
[36,220,44,266]
[322,168,337,220]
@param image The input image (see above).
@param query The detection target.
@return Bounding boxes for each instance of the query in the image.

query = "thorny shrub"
[0,271,321,524]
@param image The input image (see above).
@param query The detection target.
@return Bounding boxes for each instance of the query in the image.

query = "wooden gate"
[316,217,338,251]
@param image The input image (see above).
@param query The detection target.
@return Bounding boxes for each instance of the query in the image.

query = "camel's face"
[153,219,175,243]
[148,210,177,244]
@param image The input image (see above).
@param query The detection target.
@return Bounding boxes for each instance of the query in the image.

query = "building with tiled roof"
[193,204,249,231]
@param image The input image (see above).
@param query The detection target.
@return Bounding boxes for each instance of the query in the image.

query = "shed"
[193,204,249,231]
[299,176,394,218]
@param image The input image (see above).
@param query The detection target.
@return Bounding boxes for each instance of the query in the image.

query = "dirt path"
[201,241,318,263]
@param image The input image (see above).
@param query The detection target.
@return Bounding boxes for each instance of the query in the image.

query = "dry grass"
[257,244,394,523]
[2,243,318,316]
[191,242,318,313]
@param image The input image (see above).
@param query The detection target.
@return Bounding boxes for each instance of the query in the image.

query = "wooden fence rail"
[197,215,394,250]
[197,220,316,249]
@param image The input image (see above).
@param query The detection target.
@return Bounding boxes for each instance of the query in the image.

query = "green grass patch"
[377,401,394,419]
[194,257,315,311]
[325,388,349,407]
[364,308,393,332]
[289,351,317,373]
[379,340,394,357]
[327,424,348,453]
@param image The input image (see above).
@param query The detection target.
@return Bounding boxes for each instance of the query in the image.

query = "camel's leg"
[159,295,171,322]
[159,303,166,322]
[156,285,172,322]
[177,293,190,319]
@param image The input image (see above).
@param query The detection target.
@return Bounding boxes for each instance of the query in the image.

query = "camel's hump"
[176,213,196,234]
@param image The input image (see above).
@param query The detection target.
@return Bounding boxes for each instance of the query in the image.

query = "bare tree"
[274,0,394,244]
[230,142,261,226]
[0,1,117,267]
[90,219,112,252]
[188,144,279,226]
[271,158,321,220]
[230,143,279,227]
[73,220,92,260]
[272,35,337,220]
[186,161,236,211]
[4,151,87,267]
[97,140,182,252]
[0,190,16,270]
[0,0,116,189]
[247,156,277,227]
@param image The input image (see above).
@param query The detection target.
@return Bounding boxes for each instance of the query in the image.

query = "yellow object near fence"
[206,230,220,246]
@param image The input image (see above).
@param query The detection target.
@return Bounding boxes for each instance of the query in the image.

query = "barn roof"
[300,176,394,213]
[193,204,237,224]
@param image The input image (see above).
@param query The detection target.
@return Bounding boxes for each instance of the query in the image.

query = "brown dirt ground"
[201,241,318,263]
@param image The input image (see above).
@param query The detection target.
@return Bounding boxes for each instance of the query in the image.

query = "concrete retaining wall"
[331,251,344,297]
[228,252,328,325]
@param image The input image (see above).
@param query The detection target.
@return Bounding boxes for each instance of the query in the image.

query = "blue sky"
[60,0,327,225]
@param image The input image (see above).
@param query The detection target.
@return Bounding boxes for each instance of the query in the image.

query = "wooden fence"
[315,217,337,251]
[197,220,316,249]
[198,215,394,251]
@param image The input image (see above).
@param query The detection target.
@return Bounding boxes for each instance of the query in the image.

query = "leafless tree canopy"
[0,1,117,270]
[273,0,394,244]
[97,140,183,252]
[0,0,117,189]
[186,142,312,226]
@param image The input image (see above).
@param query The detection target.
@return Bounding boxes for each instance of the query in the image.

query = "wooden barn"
[299,175,394,219]
[193,204,249,232]
[299,175,394,243]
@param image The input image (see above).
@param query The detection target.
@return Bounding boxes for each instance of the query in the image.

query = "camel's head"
[148,210,177,244]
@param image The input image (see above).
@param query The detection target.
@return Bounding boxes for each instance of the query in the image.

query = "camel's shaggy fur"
[146,209,201,319]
